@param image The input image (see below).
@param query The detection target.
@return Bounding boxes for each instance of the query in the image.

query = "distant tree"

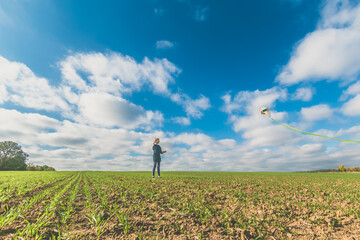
[0,141,28,170]
[26,163,55,171]
[338,165,345,172]
[26,163,37,171]
[39,165,55,171]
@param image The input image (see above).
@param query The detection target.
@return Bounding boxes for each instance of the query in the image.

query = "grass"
[0,171,359,239]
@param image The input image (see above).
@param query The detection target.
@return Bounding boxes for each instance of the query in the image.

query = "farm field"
[0,171,359,239]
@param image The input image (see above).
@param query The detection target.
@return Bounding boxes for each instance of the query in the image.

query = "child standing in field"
[152,138,166,178]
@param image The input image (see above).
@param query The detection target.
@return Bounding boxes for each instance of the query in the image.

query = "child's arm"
[160,146,166,154]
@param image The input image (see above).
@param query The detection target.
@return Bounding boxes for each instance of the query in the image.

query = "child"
[152,138,166,178]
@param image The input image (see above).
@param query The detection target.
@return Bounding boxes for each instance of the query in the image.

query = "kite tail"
[269,117,360,144]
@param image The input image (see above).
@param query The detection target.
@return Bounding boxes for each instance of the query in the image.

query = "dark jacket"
[152,144,162,162]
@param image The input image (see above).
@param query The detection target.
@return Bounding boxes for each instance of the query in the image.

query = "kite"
[260,107,360,143]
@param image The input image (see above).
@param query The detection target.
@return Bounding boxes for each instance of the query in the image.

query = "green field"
[0,171,359,239]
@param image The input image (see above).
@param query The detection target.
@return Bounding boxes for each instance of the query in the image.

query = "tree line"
[0,141,55,171]
[337,165,360,172]
[302,165,360,173]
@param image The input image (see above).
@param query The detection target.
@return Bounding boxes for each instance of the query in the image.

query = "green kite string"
[269,117,360,144]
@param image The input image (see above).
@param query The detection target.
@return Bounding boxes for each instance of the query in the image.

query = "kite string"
[269,117,360,144]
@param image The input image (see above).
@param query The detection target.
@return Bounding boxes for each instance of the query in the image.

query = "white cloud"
[76,92,163,129]
[221,87,287,115]
[0,108,61,145]
[156,40,174,49]
[194,6,209,22]
[58,52,213,124]
[277,0,360,85]
[292,87,314,101]
[171,93,211,119]
[0,56,70,111]
[184,95,211,118]
[221,94,240,114]
[58,52,211,123]
[231,111,299,147]
[221,87,295,147]
[341,94,360,116]
[301,104,333,121]
[337,124,360,141]
[319,0,359,29]
[172,132,213,146]
[140,57,180,95]
[172,116,191,126]
[344,80,360,95]
[59,52,180,96]
[0,84,8,104]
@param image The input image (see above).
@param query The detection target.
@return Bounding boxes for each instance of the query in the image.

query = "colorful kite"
[260,107,360,143]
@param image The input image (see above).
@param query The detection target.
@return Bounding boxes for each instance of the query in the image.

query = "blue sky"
[1,0,360,171]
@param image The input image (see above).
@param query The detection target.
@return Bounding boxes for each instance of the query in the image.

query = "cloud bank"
[277,0,360,85]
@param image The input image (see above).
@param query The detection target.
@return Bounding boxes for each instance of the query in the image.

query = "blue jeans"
[152,162,160,177]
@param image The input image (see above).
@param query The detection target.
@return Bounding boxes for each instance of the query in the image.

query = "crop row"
[0,172,74,205]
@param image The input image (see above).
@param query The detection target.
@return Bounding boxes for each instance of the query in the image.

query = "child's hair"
[153,138,160,144]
